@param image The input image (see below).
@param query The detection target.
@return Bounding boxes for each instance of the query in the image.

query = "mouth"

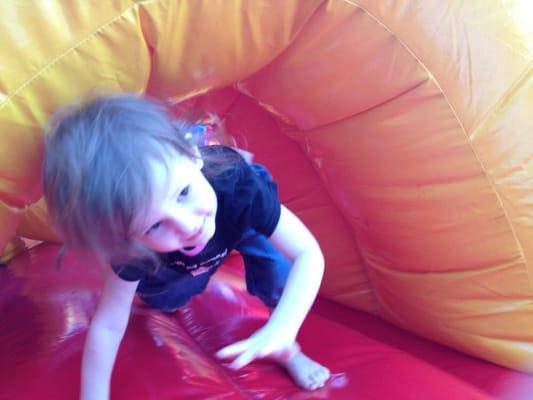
[180,242,207,256]
[181,220,207,253]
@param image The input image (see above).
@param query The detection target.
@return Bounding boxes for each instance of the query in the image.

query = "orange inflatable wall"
[0,0,532,371]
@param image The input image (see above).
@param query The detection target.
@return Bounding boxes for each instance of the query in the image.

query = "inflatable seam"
[470,61,532,139]
[0,3,142,111]
[172,312,256,399]
[341,0,530,290]
[469,61,533,291]
[0,198,28,214]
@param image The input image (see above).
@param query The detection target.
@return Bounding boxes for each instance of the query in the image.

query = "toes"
[281,351,330,391]
[295,374,319,391]
[310,367,331,389]
[301,368,330,390]
[318,367,331,381]
[303,379,321,391]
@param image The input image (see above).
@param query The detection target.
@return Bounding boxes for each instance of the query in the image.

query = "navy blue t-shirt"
[112,146,281,290]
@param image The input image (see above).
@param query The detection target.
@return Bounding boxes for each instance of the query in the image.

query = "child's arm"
[81,269,139,400]
[216,205,325,368]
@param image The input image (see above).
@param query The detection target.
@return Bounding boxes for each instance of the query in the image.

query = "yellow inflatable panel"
[0,237,26,264]
[1,0,532,372]
[0,202,22,262]
[17,198,60,243]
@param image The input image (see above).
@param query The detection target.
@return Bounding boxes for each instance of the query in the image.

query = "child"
[42,94,330,399]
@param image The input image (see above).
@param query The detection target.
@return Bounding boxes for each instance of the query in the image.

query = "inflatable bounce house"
[1,1,532,398]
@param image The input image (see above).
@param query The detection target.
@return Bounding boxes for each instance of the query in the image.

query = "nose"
[167,207,199,237]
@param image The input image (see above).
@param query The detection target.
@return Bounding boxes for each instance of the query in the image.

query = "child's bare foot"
[275,346,330,390]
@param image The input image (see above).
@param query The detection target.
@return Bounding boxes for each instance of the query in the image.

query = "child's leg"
[237,229,290,308]
[137,264,218,311]
[235,230,330,390]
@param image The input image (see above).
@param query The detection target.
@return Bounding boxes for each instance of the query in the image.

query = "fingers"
[216,339,267,370]
[215,330,296,371]
[227,349,256,370]
[215,340,259,369]
[215,340,248,360]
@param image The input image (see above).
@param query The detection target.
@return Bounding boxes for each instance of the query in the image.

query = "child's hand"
[215,323,297,370]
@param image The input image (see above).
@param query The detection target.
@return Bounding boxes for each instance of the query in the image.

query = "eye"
[178,185,190,200]
[146,221,162,235]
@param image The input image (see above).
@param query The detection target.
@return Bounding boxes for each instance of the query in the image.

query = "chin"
[154,244,182,254]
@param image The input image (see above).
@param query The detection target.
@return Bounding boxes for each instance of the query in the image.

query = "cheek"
[209,192,218,214]
[204,182,218,214]
[193,182,215,214]
[142,230,182,252]
[140,236,160,252]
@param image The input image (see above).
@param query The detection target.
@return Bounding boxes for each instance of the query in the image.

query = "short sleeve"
[230,163,281,237]
[203,145,282,237]
[249,164,281,235]
[111,261,151,282]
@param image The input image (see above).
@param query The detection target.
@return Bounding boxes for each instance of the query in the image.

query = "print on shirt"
[170,248,228,276]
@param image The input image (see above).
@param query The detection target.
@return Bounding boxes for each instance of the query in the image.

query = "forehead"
[148,151,196,199]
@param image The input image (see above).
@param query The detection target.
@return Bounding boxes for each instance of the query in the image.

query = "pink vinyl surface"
[2,244,532,399]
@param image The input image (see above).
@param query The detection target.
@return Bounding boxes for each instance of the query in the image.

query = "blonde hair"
[43,94,201,266]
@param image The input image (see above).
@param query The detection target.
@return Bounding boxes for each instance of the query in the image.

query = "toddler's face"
[135,151,217,256]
